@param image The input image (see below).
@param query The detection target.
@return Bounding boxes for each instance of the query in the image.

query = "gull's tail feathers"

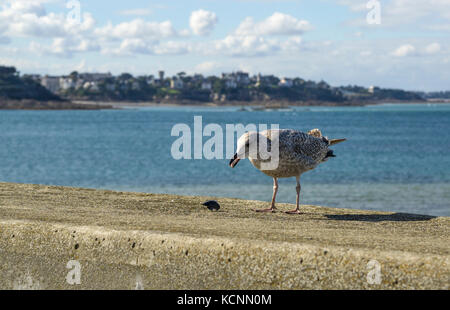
[308,129,346,145]
[329,138,347,146]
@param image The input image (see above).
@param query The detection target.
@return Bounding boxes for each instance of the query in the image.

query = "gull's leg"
[286,176,302,214]
[255,177,278,213]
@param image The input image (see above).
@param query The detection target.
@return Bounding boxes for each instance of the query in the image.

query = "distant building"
[224,79,237,89]
[368,86,375,94]
[105,83,116,91]
[24,74,41,82]
[305,81,318,89]
[159,71,165,81]
[317,81,330,89]
[40,76,60,93]
[279,78,293,87]
[131,81,141,90]
[201,81,212,90]
[222,71,250,87]
[156,71,165,86]
[193,74,204,82]
[170,77,184,89]
[83,81,99,91]
[75,79,85,89]
[255,73,276,87]
[59,77,76,90]
[255,73,262,87]
[146,76,155,86]
[235,71,250,85]
[293,78,305,86]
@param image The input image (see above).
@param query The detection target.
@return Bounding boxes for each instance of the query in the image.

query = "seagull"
[229,129,346,214]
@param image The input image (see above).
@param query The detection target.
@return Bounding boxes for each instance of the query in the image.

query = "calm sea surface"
[0,103,449,216]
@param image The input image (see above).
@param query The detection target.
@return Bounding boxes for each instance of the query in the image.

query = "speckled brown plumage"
[230,128,346,214]
[249,129,332,178]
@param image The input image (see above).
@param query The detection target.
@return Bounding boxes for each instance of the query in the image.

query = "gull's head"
[229,131,264,168]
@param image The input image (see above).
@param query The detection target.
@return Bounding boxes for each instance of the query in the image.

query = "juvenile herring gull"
[229,129,346,214]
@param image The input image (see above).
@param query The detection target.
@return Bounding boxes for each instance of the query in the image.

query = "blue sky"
[1,0,449,91]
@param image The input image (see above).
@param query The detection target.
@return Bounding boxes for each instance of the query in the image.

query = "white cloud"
[390,42,444,58]
[392,44,416,57]
[0,3,310,59]
[199,12,310,57]
[102,39,190,57]
[426,24,450,32]
[280,36,303,51]
[30,36,100,58]
[0,1,96,38]
[154,41,190,55]
[189,10,218,36]
[339,0,450,31]
[425,43,441,54]
[95,19,177,40]
[102,38,155,56]
[235,12,311,36]
[213,35,280,57]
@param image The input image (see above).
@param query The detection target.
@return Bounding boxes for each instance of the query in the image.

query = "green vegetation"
[0,65,435,104]
[0,66,60,101]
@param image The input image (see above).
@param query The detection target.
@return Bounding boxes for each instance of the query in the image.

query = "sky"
[0,0,449,91]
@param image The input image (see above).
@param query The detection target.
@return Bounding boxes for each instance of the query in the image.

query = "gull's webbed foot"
[285,209,302,215]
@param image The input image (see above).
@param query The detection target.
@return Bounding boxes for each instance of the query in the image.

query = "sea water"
[0,103,449,216]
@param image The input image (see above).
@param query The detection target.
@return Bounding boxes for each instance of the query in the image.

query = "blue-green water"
[0,103,449,216]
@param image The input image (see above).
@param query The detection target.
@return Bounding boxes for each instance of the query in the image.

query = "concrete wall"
[1,220,448,289]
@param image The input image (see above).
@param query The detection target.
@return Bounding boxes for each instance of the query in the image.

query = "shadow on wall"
[324,213,437,222]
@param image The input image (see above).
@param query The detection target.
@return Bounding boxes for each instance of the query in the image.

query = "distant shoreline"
[72,99,437,109]
[0,99,114,110]
[1,98,446,110]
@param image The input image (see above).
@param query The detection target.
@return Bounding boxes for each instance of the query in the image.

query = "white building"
[146,77,155,86]
[75,79,85,89]
[222,71,250,87]
[40,76,60,93]
[235,71,250,85]
[83,81,99,91]
[279,78,293,87]
[170,77,184,89]
[59,77,76,90]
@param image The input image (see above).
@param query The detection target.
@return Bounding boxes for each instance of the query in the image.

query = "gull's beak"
[229,153,240,168]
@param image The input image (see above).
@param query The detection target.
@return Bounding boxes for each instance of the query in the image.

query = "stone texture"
[0,182,448,289]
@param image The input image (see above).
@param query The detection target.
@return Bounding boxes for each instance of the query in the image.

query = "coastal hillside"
[0,66,61,101]
[0,65,426,105]
[0,66,114,109]
[50,71,426,104]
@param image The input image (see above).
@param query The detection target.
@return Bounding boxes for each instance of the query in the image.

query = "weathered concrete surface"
[0,182,448,289]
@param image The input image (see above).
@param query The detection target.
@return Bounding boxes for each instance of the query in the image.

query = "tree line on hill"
[0,65,436,104]
[0,66,61,101]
